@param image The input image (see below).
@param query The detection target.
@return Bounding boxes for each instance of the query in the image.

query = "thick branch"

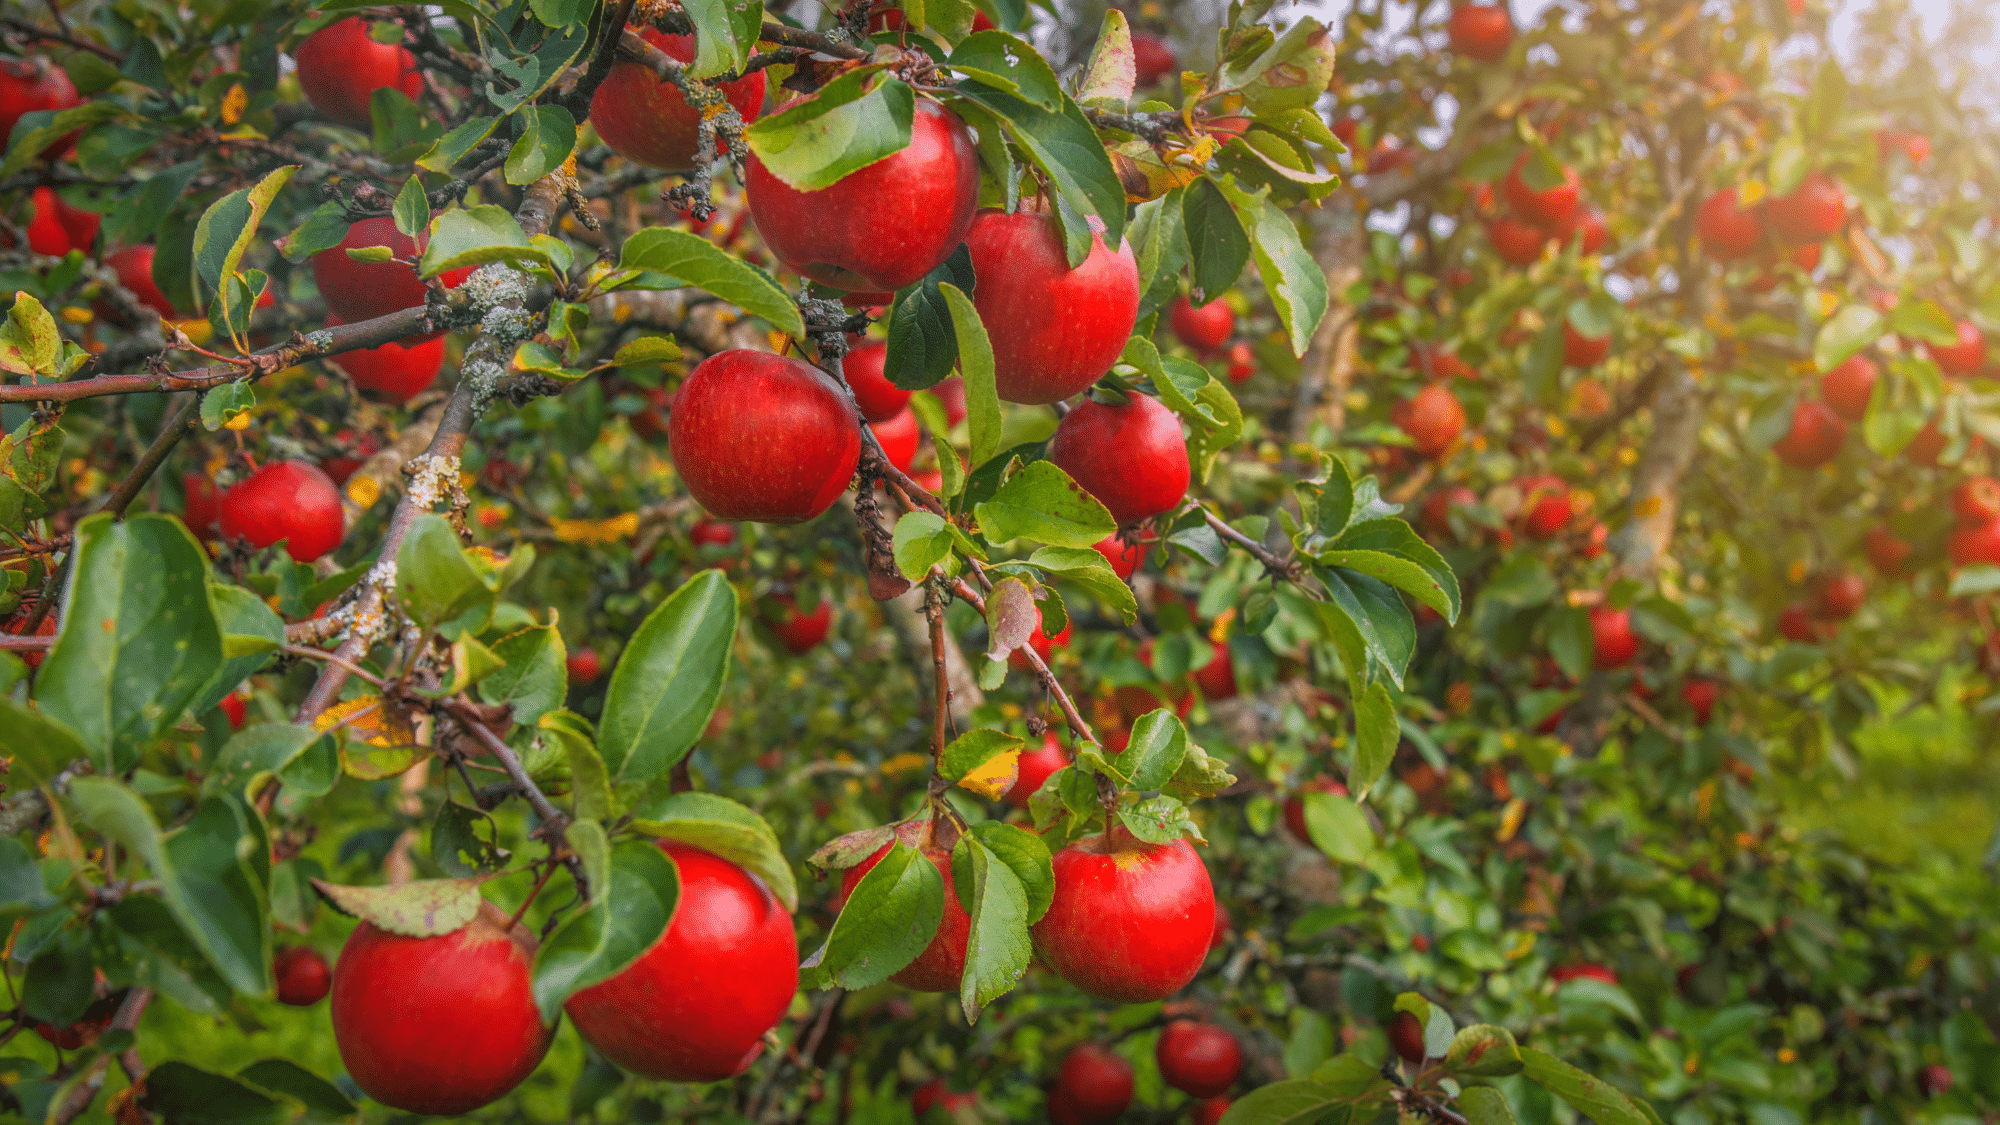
[1609,273,1711,580]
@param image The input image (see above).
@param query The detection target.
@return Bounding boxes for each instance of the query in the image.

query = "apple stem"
[506,860,559,933]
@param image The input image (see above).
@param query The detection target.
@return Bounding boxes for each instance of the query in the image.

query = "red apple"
[311,216,473,332]
[869,405,921,472]
[101,244,178,319]
[691,518,738,547]
[769,593,833,655]
[1948,521,2000,568]
[837,824,969,992]
[669,350,861,523]
[1695,188,1763,260]
[182,471,222,538]
[1395,384,1465,458]
[1388,1009,1427,1065]
[1192,641,1237,700]
[324,313,444,403]
[219,460,345,563]
[330,900,554,1115]
[1562,323,1611,367]
[567,647,602,684]
[1093,534,1143,579]
[1047,393,1189,525]
[274,946,331,1007]
[1919,1064,1954,1098]
[1763,171,1845,244]
[20,187,98,256]
[1503,154,1581,230]
[219,692,248,730]
[1927,320,1987,375]
[1057,1044,1134,1120]
[1864,526,1913,576]
[1006,732,1069,809]
[1681,678,1720,724]
[1422,485,1479,540]
[930,376,969,426]
[1549,962,1618,986]
[1518,474,1572,539]
[1547,204,1609,254]
[565,843,797,1081]
[1819,355,1877,423]
[1812,572,1864,620]
[1131,32,1179,86]
[1904,417,1950,466]
[1488,215,1549,265]
[1772,400,1846,469]
[1170,296,1235,356]
[911,1078,978,1119]
[294,19,424,130]
[591,27,767,171]
[842,340,910,422]
[1447,4,1513,61]
[1032,827,1214,1002]
[1225,342,1254,383]
[1196,1097,1232,1125]
[0,57,82,160]
[746,98,979,293]
[1778,603,1827,643]
[1952,476,2000,526]
[1589,606,1638,669]
[966,209,1140,404]
[1157,1021,1242,1100]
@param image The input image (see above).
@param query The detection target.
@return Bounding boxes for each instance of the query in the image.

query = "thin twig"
[102,396,198,519]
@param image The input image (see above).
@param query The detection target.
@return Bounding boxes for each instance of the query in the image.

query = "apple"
[101,244,179,319]
[1926,320,1986,375]
[869,6,996,32]
[1192,640,1237,700]
[1812,572,1864,620]
[1411,345,1476,381]
[219,692,248,730]
[1032,827,1214,1002]
[1763,171,1845,244]
[691,518,738,547]
[842,340,910,422]
[746,99,979,293]
[1421,485,1479,541]
[838,823,969,992]
[19,187,98,256]
[274,946,331,1006]
[1131,32,1179,86]
[965,209,1140,404]
[330,899,554,1115]
[911,1078,977,1119]
[1547,204,1609,254]
[311,216,474,332]
[769,593,833,654]
[1919,1064,1954,1098]
[1503,154,1581,230]
[1488,215,1549,265]
[1388,1009,1427,1065]
[1447,4,1514,61]
[1549,962,1618,986]
[324,314,445,403]
[319,429,382,487]
[1002,734,1068,811]
[565,843,798,1081]
[1819,354,1877,423]
[1772,400,1846,469]
[1394,384,1465,458]
[669,350,861,523]
[33,994,120,1050]
[1196,1097,1232,1125]
[1093,534,1144,579]
[0,57,82,160]
[1047,393,1189,525]
[1947,521,2000,568]
[1778,603,1828,643]
[930,376,969,427]
[1952,476,2000,526]
[1518,474,1573,538]
[182,471,222,538]
[1695,188,1763,260]
[1157,1020,1242,1100]
[1057,1044,1134,1121]
[293,19,424,130]
[1590,606,1639,669]
[1681,678,1720,724]
[1864,526,1913,576]
[869,405,921,473]
[1170,295,1235,356]
[567,647,602,684]
[591,27,766,170]
[1903,417,1949,466]
[219,460,345,563]
[1225,342,1254,384]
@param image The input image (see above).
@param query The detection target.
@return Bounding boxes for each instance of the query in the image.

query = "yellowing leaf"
[221,83,247,126]
[314,695,416,750]
[550,512,639,545]
[346,475,381,509]
[955,746,1022,800]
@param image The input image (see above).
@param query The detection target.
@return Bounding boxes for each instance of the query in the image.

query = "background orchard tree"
[0,0,1997,1121]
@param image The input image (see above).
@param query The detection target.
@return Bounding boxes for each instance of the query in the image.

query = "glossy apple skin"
[220,460,344,563]
[770,593,833,654]
[330,899,554,1116]
[312,216,473,333]
[1093,535,1143,579]
[843,340,910,422]
[1590,607,1638,669]
[1032,828,1214,1003]
[566,843,798,1081]
[1772,400,1846,468]
[1047,393,1189,525]
[1058,1044,1134,1120]
[1927,320,1987,375]
[294,19,424,129]
[1488,215,1549,265]
[1563,323,1611,367]
[746,99,979,293]
[838,825,968,992]
[1819,354,1877,422]
[669,350,862,523]
[1503,155,1580,230]
[1169,296,1235,356]
[1156,1020,1242,1099]
[0,58,82,160]
[1696,188,1763,260]
[1395,384,1464,457]
[1131,32,1179,86]
[274,946,332,1006]
[22,187,98,256]
[324,314,445,403]
[592,28,766,171]
[1763,171,1845,244]
[966,210,1140,404]
[182,472,221,538]
[1447,4,1513,60]
[102,244,178,319]
[1006,732,1069,808]
[869,406,921,472]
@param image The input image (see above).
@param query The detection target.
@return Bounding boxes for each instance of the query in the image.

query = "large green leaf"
[951,832,1034,1022]
[192,164,297,325]
[598,569,738,783]
[743,70,914,193]
[36,513,222,774]
[686,0,765,78]
[973,460,1118,547]
[396,514,495,640]
[1350,681,1397,798]
[479,620,568,726]
[619,227,806,338]
[1213,1080,1341,1124]
[1025,545,1139,624]
[1519,1048,1650,1125]
[419,204,548,278]
[1217,178,1328,356]
[0,698,91,787]
[625,791,798,911]
[504,104,577,186]
[139,1061,292,1125]
[801,841,943,991]
[532,841,680,1021]
[948,31,1065,109]
[952,81,1126,246]
[938,282,1002,468]
[1317,519,1460,622]
[1182,179,1250,305]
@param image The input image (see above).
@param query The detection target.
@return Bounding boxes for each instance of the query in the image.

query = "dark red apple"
[1589,606,1638,669]
[1057,1044,1134,1121]
[1549,962,1618,986]
[1047,393,1189,525]
[837,823,968,992]
[1763,171,1845,244]
[219,460,345,563]
[1170,296,1235,356]
[294,19,424,130]
[668,350,861,523]
[1812,572,1864,620]
[1904,418,1949,466]
[1157,1021,1241,1100]
[691,518,738,547]
[1695,188,1763,260]
[1131,32,1179,86]
[1682,678,1720,724]
[1196,1097,1232,1124]
[911,1078,978,1119]
[325,314,445,403]
[1192,641,1237,700]
[101,244,178,319]
[1778,603,1828,643]
[591,27,766,171]
[1819,355,1877,422]
[1388,1009,1427,1065]
[1093,534,1143,579]
[1772,400,1846,469]
[1447,4,1513,61]
[311,216,473,332]
[1006,732,1069,809]
[1032,827,1214,1002]
[20,187,97,256]
[1518,474,1572,539]
[842,340,910,422]
[274,946,331,1006]
[966,209,1140,404]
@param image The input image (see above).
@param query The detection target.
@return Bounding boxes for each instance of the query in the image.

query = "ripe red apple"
[1778,603,1828,643]
[1225,342,1254,384]
[324,314,445,403]
[690,518,738,547]
[1007,732,1069,809]
[1904,418,1950,466]
[966,209,1140,404]
[1772,400,1846,469]
[669,350,861,523]
[1819,355,1877,422]
[101,244,178,319]
[1032,827,1214,1002]
[1156,1021,1242,1099]
[1549,962,1618,986]
[746,98,979,293]
[1503,154,1581,230]
[1421,485,1479,540]
[929,376,969,427]
[1196,1097,1232,1125]
[1395,384,1465,457]
[1131,32,1179,86]
[869,406,921,473]
[293,19,424,130]
[182,471,222,538]
[1590,606,1638,669]
[1947,521,2000,568]
[1547,204,1609,254]
[1488,215,1549,265]
[1007,605,1072,670]
[566,843,797,1081]
[1695,188,1763,260]
[1952,477,2000,526]
[1057,1044,1134,1121]
[1448,4,1513,61]
[1927,320,1987,375]
[1192,641,1237,700]
[1681,678,1720,724]
[1047,393,1189,525]
[1562,323,1611,367]
[1388,1009,1427,1065]
[842,340,910,422]
[769,593,834,654]
[1864,525,1913,576]
[1763,171,1845,244]
[912,1078,977,1119]
[1812,572,1864,620]
[220,460,345,563]
[311,216,473,332]
[19,187,98,256]
[591,27,766,171]
[0,57,82,160]
[331,899,554,1115]
[1170,295,1235,356]
[1517,474,1572,539]
[1093,534,1143,579]
[274,946,332,1006]
[1919,1064,1954,1098]
[838,825,969,992]
[567,647,602,684]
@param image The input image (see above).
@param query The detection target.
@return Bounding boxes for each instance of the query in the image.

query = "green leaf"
[685,0,764,78]
[1316,568,1415,688]
[430,800,510,877]
[36,513,222,774]
[1302,789,1374,865]
[0,697,91,787]
[1547,603,1593,684]
[1766,134,1808,195]
[1118,793,1203,844]
[1887,297,1959,346]
[105,897,232,1014]
[210,723,329,795]
[0,292,61,378]
[607,336,683,367]
[1446,1024,1526,1078]
[1460,1086,1521,1125]
[479,621,568,726]
[505,104,578,185]
[892,511,957,580]
[418,115,501,175]
[1351,681,1396,798]
[974,460,1118,547]
[538,710,612,821]
[952,80,1125,247]
[235,1060,356,1120]
[1122,708,1189,790]
[599,569,738,784]
[139,1061,291,1125]
[192,165,297,324]
[1182,178,1250,305]
[948,31,1065,109]
[937,282,1002,468]
[1558,976,1645,1025]
[69,779,272,997]
[0,837,56,919]
[1813,304,1883,373]
[1316,538,1459,622]
[1217,177,1328,356]
[396,514,496,640]
[951,833,1034,1021]
[200,381,255,432]
[393,176,432,238]
[940,728,1028,799]
[1213,1080,1340,1124]
[1026,545,1139,624]
[885,243,978,390]
[625,791,798,911]
[22,928,93,1026]
[619,227,806,338]
[420,204,548,279]
[532,840,680,1021]
[278,200,349,263]
[1948,564,2000,599]
[1518,1048,1650,1125]
[744,70,915,192]
[801,841,943,990]
[1131,187,1191,321]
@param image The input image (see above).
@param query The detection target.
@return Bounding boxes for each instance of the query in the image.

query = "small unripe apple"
[567,647,602,684]
[565,843,798,1082]
[1589,606,1638,669]
[669,350,861,523]
[294,19,424,129]
[1763,171,1845,244]
[1057,1044,1134,1120]
[1488,215,1549,265]
[869,406,921,473]
[768,593,833,654]
[1131,32,1179,86]
[1032,827,1214,1002]
[967,209,1140,404]
[324,314,445,403]
[1006,732,1069,809]
[1447,4,1514,61]
[1503,154,1581,230]
[1157,1020,1242,1099]
[1695,188,1763,260]
[838,824,969,992]
[1394,384,1465,458]
[1819,355,1878,422]
[746,98,979,293]
[1093,534,1143,579]
[219,460,345,563]
[1927,320,1987,375]
[0,57,83,160]
[1388,1009,1427,1065]
[311,216,473,333]
[273,946,332,1006]
[1047,393,1189,525]
[331,900,554,1115]
[591,27,767,171]
[1772,400,1846,469]
[1170,296,1235,356]
[842,340,910,422]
